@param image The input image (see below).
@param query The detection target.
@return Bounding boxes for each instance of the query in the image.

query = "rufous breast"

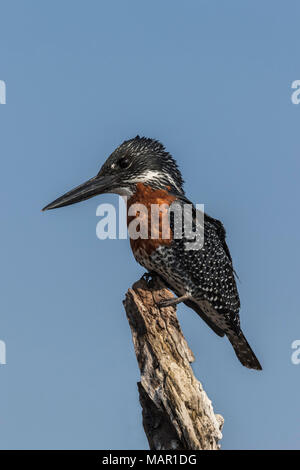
[127,183,176,256]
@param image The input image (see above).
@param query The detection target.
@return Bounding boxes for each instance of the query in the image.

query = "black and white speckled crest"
[97,136,185,195]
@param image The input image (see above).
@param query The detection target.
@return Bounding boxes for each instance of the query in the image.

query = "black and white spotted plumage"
[133,195,262,370]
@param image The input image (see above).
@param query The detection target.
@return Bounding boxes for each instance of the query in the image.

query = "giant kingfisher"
[43,136,262,370]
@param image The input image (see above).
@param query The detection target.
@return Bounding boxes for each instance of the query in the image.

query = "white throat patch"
[125,170,181,192]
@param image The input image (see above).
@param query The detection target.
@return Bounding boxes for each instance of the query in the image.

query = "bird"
[42,136,262,370]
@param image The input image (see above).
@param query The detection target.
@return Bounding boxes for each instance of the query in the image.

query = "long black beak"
[42,174,115,211]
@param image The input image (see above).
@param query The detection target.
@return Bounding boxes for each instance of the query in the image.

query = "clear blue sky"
[0,0,299,450]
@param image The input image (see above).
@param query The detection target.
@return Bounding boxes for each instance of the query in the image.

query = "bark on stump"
[123,275,224,450]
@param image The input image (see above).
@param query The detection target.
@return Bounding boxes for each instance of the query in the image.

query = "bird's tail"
[227,330,262,370]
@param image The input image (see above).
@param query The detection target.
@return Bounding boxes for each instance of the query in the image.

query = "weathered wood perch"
[123,274,224,450]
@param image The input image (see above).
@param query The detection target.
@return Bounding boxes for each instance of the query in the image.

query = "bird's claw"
[157,298,175,309]
[157,293,190,309]
[142,271,156,286]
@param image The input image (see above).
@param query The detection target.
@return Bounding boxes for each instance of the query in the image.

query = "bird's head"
[42,136,184,211]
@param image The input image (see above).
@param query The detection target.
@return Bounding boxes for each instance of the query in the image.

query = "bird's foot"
[142,271,157,286]
[157,298,176,308]
[157,293,191,309]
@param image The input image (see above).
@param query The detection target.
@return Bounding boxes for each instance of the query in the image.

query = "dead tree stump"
[123,274,224,450]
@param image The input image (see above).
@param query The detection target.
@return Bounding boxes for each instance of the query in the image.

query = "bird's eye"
[118,156,130,169]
